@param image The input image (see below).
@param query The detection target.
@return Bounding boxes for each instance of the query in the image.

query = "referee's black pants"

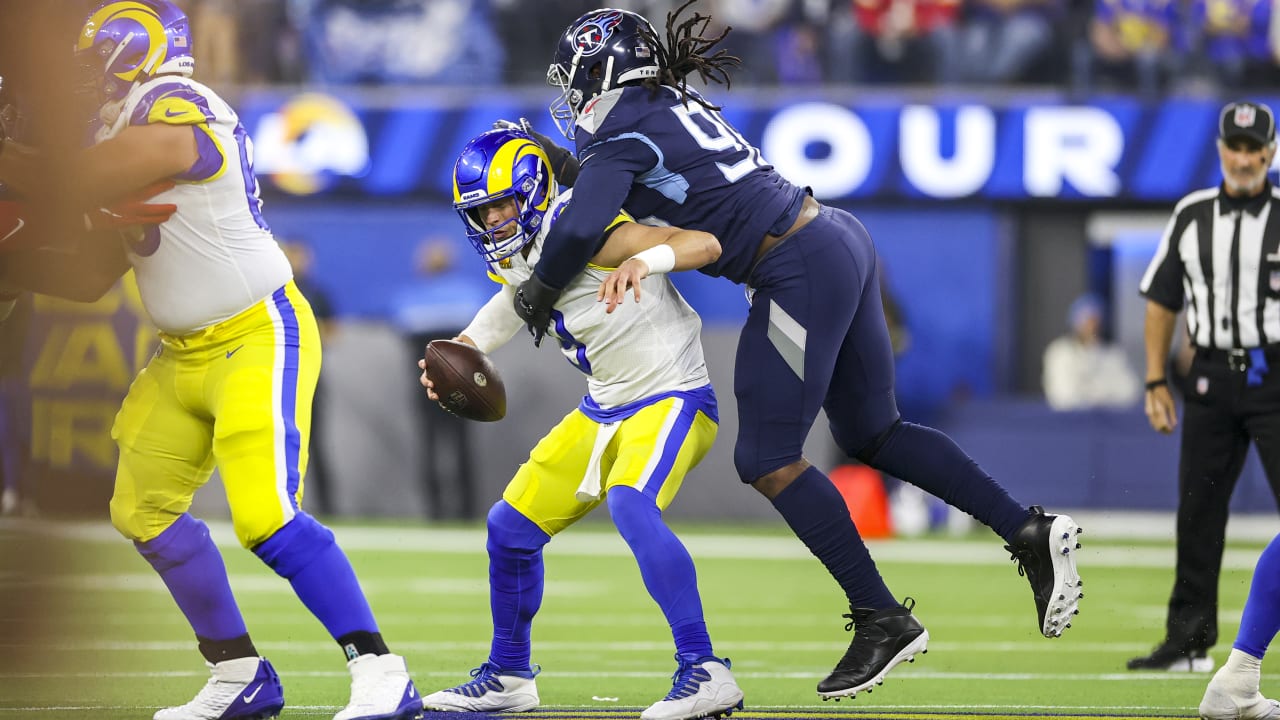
[1166,351,1280,650]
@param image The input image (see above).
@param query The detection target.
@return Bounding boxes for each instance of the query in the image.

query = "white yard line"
[6,518,1273,569]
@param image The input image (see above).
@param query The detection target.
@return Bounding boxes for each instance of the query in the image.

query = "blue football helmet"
[76,0,194,108]
[547,8,660,139]
[452,128,556,264]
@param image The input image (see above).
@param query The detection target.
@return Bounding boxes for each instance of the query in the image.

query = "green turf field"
[0,517,1270,719]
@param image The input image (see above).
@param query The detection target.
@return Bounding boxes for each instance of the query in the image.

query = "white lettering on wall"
[900,105,996,198]
[762,102,871,199]
[1024,107,1123,197]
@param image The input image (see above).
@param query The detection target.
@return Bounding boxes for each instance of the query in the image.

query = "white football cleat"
[154,656,284,720]
[421,662,540,712]
[641,655,744,720]
[1200,656,1280,720]
[334,653,422,720]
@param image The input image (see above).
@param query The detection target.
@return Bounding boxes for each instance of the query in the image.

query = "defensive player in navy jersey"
[511,2,1086,699]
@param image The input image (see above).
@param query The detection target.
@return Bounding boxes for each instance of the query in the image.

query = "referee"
[1131,100,1280,673]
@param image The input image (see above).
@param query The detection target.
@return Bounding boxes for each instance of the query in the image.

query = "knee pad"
[252,512,335,579]
[733,443,804,485]
[486,501,550,555]
[135,513,213,573]
[854,418,903,465]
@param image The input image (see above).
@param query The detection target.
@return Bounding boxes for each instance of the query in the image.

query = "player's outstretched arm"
[596,225,720,314]
[35,124,195,211]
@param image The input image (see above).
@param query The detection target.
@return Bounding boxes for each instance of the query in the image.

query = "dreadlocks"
[639,0,740,112]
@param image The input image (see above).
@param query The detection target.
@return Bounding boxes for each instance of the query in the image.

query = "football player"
[1199,532,1280,720]
[511,1,1085,700]
[0,3,422,719]
[417,127,742,720]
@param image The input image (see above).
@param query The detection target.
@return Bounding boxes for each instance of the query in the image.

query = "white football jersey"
[97,76,292,334]
[487,190,709,408]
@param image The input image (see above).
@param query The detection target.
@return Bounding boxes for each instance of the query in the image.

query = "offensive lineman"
[0,3,421,719]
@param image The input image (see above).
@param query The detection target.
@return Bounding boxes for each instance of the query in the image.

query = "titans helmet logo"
[572,11,624,57]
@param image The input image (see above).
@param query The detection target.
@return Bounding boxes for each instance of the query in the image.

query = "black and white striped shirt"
[1141,183,1280,349]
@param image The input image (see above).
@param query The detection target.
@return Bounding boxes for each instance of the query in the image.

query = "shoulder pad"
[128,81,215,127]
[576,88,624,137]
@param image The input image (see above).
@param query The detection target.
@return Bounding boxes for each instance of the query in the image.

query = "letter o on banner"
[762,102,871,199]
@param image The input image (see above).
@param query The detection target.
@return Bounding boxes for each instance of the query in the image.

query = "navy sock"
[486,501,549,672]
[770,466,898,610]
[1235,532,1280,658]
[253,512,379,643]
[860,421,1028,542]
[135,514,249,642]
[608,487,713,659]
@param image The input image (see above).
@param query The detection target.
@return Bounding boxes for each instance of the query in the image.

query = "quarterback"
[0,3,421,719]
[417,127,742,720]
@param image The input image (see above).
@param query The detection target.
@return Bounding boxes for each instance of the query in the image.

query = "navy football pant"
[736,205,1027,541]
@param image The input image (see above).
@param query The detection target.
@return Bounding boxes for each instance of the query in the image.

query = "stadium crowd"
[185,0,1280,93]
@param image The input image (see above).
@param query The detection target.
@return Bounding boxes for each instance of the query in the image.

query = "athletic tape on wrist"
[630,244,676,275]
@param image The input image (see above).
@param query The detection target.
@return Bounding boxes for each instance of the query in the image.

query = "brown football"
[423,339,507,422]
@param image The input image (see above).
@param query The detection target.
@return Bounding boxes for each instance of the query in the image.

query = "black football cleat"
[1005,505,1083,638]
[816,598,928,700]
[1127,641,1214,672]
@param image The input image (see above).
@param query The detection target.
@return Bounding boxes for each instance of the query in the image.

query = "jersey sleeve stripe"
[175,125,229,183]
[130,83,215,126]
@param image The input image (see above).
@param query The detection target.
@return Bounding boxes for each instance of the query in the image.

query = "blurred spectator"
[388,237,491,521]
[709,0,825,85]
[188,0,240,86]
[1076,0,1184,96]
[1187,0,1280,90]
[294,0,504,85]
[955,0,1066,83]
[1042,293,1141,411]
[492,0,597,84]
[183,0,300,85]
[826,0,961,84]
[280,239,338,515]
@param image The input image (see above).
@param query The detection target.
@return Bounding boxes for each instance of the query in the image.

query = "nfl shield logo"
[1271,270,1280,292]
[1196,376,1210,395]
[1235,105,1258,127]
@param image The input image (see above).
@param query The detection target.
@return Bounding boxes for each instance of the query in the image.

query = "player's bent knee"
[251,512,335,578]
[733,443,806,486]
[108,496,144,541]
[606,486,660,542]
[486,500,550,554]
[852,418,903,465]
[133,513,214,572]
[109,494,184,543]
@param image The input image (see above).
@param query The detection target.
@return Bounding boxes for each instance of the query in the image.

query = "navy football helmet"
[547,8,660,139]
[452,128,556,264]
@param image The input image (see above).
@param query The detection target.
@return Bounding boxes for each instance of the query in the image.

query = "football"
[423,339,507,422]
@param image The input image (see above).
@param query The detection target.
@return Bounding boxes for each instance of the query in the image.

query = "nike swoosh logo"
[225,345,244,359]
[242,684,263,703]
[1,217,24,243]
[164,108,186,118]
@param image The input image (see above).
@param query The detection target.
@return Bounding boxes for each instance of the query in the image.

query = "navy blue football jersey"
[541,84,806,287]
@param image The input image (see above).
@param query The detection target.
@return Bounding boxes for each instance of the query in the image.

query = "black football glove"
[493,117,580,187]
[513,274,563,348]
